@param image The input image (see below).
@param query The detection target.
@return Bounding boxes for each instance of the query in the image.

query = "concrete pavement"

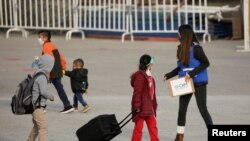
[0,34,250,141]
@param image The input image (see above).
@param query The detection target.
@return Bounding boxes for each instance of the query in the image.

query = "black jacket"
[165,45,210,86]
[65,68,89,93]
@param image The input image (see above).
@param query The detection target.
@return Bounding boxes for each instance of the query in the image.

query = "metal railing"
[127,0,210,42]
[0,0,211,42]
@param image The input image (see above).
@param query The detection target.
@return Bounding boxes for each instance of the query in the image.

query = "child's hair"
[38,30,51,41]
[73,58,84,68]
[139,54,152,71]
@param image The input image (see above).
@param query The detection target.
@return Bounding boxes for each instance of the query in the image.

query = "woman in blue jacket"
[163,24,213,141]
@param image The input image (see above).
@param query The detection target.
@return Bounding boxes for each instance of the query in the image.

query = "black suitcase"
[76,111,135,141]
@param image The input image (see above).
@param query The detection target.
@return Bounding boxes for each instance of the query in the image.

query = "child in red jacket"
[130,54,160,141]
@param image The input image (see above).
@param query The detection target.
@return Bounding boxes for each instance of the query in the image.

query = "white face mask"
[146,69,152,76]
[38,38,44,45]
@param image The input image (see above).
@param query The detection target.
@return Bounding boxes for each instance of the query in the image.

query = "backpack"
[11,72,47,115]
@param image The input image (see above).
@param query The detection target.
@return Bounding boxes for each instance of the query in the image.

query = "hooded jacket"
[131,70,157,120]
[65,68,89,93]
[32,54,54,107]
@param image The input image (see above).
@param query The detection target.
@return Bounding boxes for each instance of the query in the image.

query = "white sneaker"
[60,106,74,114]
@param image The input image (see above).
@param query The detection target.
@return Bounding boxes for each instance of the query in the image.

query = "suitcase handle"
[118,110,139,129]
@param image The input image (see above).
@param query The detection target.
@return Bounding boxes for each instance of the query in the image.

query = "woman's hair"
[177,24,199,66]
[139,54,152,71]
[73,58,84,68]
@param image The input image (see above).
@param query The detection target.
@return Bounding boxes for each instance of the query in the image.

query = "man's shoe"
[60,105,74,114]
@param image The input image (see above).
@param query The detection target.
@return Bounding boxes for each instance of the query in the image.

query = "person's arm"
[164,67,180,79]
[84,69,89,89]
[78,69,89,89]
[59,52,67,71]
[37,75,54,101]
[64,70,73,78]
[43,42,66,71]
[188,45,210,78]
[132,74,144,112]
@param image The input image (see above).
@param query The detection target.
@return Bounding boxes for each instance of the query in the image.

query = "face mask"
[146,69,152,76]
[38,38,44,45]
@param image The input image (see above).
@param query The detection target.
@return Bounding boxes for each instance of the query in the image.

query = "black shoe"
[60,105,74,114]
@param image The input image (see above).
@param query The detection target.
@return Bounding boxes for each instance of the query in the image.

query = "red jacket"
[131,70,158,120]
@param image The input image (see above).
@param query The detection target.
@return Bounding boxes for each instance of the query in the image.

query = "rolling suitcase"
[76,111,135,141]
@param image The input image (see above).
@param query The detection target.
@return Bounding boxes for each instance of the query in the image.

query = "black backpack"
[11,72,47,115]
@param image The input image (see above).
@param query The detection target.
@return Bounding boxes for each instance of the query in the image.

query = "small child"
[64,58,91,113]
[130,54,159,141]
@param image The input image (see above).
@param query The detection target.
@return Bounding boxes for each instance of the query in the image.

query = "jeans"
[177,85,213,128]
[51,77,71,108]
[73,92,87,107]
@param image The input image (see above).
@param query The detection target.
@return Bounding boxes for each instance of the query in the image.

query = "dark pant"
[177,85,213,128]
[51,77,71,108]
[73,92,88,107]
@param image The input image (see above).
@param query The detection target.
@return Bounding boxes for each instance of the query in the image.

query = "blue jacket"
[177,43,208,83]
